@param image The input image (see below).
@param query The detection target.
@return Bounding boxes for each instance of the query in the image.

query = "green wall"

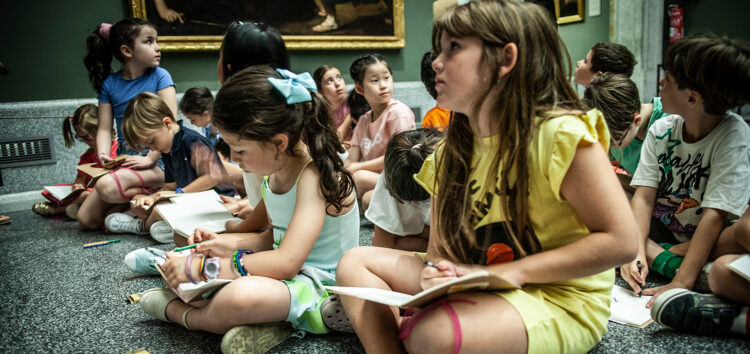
[557,0,611,73]
[682,0,750,41]
[1,0,609,103]
[0,0,433,103]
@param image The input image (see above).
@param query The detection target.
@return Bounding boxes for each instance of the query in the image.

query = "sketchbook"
[76,155,128,187]
[325,270,521,309]
[727,254,750,283]
[154,190,241,238]
[609,284,653,328]
[154,263,232,303]
[42,184,85,206]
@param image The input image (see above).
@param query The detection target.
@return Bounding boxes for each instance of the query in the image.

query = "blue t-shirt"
[162,121,234,195]
[97,67,175,147]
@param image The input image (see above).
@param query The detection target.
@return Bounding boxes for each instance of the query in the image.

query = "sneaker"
[105,212,146,234]
[221,322,293,354]
[124,248,166,275]
[321,294,353,333]
[65,204,79,220]
[150,221,174,244]
[651,288,742,335]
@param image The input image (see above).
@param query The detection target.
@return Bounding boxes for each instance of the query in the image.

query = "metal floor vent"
[0,136,55,168]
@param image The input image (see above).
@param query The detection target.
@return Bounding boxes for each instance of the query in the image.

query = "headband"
[99,23,112,41]
[268,69,317,104]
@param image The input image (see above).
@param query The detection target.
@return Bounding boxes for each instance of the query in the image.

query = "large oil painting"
[128,0,405,51]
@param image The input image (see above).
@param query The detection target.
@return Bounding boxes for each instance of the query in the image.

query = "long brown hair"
[212,66,354,214]
[432,0,583,263]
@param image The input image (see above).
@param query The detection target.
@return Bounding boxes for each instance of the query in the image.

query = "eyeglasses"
[75,134,94,142]
[612,124,632,149]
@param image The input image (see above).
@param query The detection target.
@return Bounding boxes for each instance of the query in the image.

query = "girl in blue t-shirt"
[136,66,359,347]
[79,18,175,230]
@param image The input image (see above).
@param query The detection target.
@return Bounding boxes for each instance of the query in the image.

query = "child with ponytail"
[135,66,359,352]
[32,104,118,218]
[336,1,638,352]
[78,18,175,230]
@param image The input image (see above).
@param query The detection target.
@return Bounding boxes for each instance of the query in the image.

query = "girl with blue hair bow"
[136,66,360,351]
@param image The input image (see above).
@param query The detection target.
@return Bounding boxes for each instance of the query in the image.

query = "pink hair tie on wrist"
[99,23,112,41]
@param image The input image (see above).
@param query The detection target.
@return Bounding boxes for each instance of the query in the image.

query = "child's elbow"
[611,227,639,265]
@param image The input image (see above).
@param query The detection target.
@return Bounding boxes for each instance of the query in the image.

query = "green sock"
[659,242,675,251]
[652,249,683,279]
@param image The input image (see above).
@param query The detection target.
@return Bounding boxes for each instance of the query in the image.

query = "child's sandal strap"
[181,307,193,330]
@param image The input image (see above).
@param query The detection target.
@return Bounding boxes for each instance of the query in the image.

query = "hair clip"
[99,23,112,41]
[67,115,74,120]
[268,69,317,104]
[411,144,423,150]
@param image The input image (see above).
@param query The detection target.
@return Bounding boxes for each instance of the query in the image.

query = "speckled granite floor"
[0,209,747,353]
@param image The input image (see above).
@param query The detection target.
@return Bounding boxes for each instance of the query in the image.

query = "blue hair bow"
[268,69,318,104]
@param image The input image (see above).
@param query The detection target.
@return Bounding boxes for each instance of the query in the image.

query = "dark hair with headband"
[220,21,290,83]
[212,65,354,214]
[84,18,156,93]
[384,128,443,203]
[349,53,392,85]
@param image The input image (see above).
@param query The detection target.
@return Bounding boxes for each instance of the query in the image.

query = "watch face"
[205,259,220,275]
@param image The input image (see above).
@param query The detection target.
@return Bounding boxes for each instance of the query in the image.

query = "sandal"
[312,15,339,33]
[32,201,58,217]
[320,294,353,333]
[138,287,192,329]
[0,215,10,225]
[221,322,293,354]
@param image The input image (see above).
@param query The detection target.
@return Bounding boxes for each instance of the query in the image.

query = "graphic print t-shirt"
[631,112,750,241]
[415,110,615,290]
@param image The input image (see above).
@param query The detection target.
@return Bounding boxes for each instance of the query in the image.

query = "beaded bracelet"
[232,249,255,276]
[199,255,208,282]
[186,253,203,284]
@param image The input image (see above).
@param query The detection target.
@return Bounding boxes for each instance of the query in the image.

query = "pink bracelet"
[186,253,203,284]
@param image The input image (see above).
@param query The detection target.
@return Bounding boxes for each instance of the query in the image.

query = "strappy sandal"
[32,201,58,217]
[312,16,339,33]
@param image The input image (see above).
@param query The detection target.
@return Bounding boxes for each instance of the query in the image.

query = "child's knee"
[93,175,121,202]
[77,210,100,230]
[336,247,371,282]
[707,255,738,295]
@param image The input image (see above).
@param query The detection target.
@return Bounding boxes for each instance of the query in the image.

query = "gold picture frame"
[554,0,584,24]
[128,0,405,51]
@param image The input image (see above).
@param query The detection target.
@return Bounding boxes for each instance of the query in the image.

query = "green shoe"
[651,288,742,336]
[221,322,293,354]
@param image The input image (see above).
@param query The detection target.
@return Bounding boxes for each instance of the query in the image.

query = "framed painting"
[128,0,405,51]
[554,0,584,24]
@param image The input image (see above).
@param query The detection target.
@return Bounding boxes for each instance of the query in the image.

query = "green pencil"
[173,242,201,252]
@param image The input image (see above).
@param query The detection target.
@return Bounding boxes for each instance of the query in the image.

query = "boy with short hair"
[574,42,637,86]
[620,34,750,337]
[419,51,451,131]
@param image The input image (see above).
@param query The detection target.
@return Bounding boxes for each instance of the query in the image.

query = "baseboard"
[0,190,45,213]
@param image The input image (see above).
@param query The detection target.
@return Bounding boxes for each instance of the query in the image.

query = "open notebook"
[325,270,520,309]
[42,185,85,206]
[154,190,242,238]
[154,263,232,303]
[609,284,653,328]
[727,254,750,283]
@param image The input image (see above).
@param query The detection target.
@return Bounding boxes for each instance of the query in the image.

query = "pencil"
[83,239,121,248]
[173,243,201,253]
[424,260,439,269]
[636,261,643,297]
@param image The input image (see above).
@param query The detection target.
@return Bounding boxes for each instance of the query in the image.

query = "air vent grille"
[0,136,55,168]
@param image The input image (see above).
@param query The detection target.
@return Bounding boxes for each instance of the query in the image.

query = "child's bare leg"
[353,170,379,198]
[708,254,750,306]
[77,188,112,230]
[362,190,373,211]
[95,167,164,204]
[372,226,429,252]
[336,246,426,352]
[164,276,291,333]
[402,293,527,353]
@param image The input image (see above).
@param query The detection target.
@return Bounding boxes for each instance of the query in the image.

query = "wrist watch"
[203,257,221,281]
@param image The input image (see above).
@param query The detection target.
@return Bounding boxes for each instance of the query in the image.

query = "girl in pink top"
[344,54,416,210]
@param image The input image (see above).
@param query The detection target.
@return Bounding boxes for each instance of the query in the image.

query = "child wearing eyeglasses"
[32,103,118,218]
